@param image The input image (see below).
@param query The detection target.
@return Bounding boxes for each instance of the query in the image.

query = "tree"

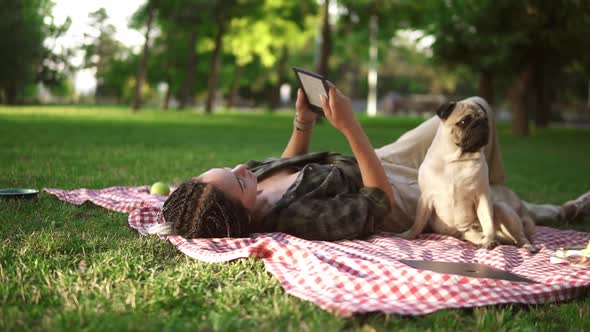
[101,53,139,103]
[519,1,590,128]
[0,0,73,104]
[335,0,402,115]
[37,6,75,98]
[204,0,319,113]
[411,0,509,106]
[205,0,240,113]
[0,0,46,104]
[223,0,318,110]
[135,0,318,111]
[157,0,215,109]
[145,20,188,110]
[131,0,159,111]
[410,0,590,135]
[81,8,125,100]
[316,0,331,77]
[494,0,590,133]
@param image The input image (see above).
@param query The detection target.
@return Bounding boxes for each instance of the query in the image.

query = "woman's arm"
[320,86,396,208]
[281,89,318,158]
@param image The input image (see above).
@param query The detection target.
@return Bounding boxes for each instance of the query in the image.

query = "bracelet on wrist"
[294,117,316,131]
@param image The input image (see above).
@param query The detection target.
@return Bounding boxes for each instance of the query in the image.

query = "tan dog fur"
[397,100,536,252]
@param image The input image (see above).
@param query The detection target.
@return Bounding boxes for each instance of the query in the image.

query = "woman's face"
[196,164,258,210]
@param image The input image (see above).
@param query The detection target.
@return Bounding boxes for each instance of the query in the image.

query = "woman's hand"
[320,84,359,135]
[295,88,317,124]
[280,88,316,158]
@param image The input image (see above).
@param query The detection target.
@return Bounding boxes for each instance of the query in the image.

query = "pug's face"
[436,101,490,153]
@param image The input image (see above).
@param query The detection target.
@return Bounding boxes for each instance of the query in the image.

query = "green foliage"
[129,0,321,108]
[327,1,476,98]
[3,0,588,109]
[419,0,506,71]
[102,54,140,103]
[81,8,126,100]
[0,0,47,104]
[44,78,75,104]
[416,0,590,98]
[38,15,75,95]
[145,20,191,98]
[225,0,318,67]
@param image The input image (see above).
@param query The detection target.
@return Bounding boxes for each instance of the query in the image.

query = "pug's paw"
[396,230,417,240]
[480,239,498,250]
[522,243,539,254]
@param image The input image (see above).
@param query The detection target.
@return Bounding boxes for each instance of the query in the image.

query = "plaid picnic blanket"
[45,186,590,316]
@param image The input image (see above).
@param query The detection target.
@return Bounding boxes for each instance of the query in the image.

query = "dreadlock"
[161,180,252,238]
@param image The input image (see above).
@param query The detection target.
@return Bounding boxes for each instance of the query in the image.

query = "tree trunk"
[316,0,331,76]
[5,84,17,105]
[478,70,494,106]
[587,79,590,111]
[179,30,198,110]
[270,48,289,111]
[95,84,104,102]
[205,24,225,113]
[508,65,534,136]
[162,81,171,110]
[227,64,242,109]
[367,15,378,117]
[533,65,549,128]
[132,0,157,112]
[346,63,359,99]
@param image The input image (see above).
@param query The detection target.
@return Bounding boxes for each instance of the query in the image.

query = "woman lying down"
[149,84,589,250]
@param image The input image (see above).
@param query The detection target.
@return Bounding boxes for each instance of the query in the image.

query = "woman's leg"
[559,192,590,222]
[522,202,562,224]
[375,115,441,171]
[375,117,439,229]
[493,182,590,224]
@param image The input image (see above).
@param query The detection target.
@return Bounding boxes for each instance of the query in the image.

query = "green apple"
[150,182,170,196]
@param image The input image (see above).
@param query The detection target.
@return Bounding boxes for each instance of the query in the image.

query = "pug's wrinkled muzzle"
[460,118,490,153]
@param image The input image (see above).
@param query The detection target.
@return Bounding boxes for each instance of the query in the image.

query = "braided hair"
[160,180,252,238]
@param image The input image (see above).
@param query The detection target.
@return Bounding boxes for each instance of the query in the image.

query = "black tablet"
[292,67,329,114]
[399,260,537,283]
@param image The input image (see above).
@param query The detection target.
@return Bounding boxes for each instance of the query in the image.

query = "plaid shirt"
[245,151,393,241]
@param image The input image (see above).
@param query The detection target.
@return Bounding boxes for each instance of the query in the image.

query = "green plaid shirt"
[245,151,393,241]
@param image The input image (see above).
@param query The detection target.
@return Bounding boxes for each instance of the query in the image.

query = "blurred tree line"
[1,0,589,135]
[0,0,74,104]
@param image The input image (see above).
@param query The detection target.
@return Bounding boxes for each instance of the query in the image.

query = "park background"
[2,0,590,331]
[1,0,590,134]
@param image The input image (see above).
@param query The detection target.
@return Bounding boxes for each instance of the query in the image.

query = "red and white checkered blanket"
[45,186,590,316]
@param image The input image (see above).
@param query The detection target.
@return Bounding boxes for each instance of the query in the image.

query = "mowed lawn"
[1,105,590,331]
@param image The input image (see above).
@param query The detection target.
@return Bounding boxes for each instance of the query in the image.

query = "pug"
[397,99,536,252]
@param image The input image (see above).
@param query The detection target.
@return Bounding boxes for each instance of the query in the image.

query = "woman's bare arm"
[281,89,318,158]
[320,86,395,207]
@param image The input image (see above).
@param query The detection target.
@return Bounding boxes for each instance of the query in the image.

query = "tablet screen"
[296,71,328,108]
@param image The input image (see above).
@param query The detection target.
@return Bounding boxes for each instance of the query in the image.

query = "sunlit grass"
[1,105,590,331]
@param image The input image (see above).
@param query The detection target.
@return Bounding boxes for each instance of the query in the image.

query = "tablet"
[399,260,537,283]
[292,67,329,114]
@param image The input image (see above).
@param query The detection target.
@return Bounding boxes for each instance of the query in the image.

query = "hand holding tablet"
[292,67,330,115]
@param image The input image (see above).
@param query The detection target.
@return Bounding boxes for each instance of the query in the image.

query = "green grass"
[1,105,590,331]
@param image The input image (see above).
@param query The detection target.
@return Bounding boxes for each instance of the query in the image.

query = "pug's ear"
[435,102,456,120]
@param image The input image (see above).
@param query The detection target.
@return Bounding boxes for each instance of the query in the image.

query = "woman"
[151,84,589,240]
